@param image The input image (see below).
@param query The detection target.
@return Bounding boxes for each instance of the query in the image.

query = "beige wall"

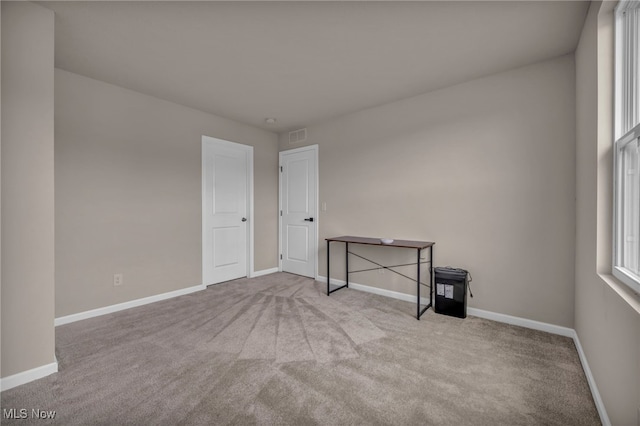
[280,55,577,328]
[55,69,278,317]
[575,3,640,425]
[1,2,56,377]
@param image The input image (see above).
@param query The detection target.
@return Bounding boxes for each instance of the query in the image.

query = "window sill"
[598,273,640,315]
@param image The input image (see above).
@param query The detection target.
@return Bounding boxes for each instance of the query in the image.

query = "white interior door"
[280,145,318,278]
[203,136,252,285]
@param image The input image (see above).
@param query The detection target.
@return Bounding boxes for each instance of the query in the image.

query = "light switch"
[322,202,327,211]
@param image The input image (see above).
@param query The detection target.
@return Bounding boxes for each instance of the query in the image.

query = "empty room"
[1,1,639,425]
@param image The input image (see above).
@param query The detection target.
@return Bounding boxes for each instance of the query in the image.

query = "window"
[614,0,640,294]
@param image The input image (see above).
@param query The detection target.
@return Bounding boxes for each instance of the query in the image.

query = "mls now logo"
[3,408,27,419]
[3,408,56,419]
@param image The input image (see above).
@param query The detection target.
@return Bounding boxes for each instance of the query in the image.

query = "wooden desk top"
[326,236,434,250]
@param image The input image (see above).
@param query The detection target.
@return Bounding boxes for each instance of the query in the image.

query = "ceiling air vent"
[288,128,307,145]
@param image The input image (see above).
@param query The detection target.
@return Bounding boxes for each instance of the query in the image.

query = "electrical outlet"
[113,273,123,286]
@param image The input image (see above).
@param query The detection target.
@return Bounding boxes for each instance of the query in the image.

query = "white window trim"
[614,0,639,139]
[613,125,640,293]
[613,0,640,294]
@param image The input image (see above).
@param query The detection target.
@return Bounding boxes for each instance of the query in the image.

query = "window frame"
[613,0,640,294]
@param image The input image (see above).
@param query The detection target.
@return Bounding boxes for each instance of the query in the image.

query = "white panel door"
[203,137,251,285]
[280,146,317,278]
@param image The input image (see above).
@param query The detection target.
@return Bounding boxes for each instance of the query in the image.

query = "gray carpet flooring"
[1,272,600,425]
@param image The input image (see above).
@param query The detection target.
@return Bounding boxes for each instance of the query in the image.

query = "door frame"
[278,144,319,278]
[202,135,254,285]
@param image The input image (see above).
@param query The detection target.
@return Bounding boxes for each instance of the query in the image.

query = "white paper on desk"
[444,284,454,299]
[436,283,445,296]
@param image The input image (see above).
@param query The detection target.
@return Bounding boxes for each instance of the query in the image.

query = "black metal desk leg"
[429,246,433,308]
[326,239,349,296]
[345,242,349,288]
[326,240,330,295]
[417,248,421,320]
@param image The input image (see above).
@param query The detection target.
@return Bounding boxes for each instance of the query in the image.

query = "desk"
[326,236,435,320]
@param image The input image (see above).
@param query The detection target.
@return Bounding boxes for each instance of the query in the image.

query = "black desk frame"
[326,236,434,320]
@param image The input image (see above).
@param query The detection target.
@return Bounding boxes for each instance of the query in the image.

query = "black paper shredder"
[434,267,470,318]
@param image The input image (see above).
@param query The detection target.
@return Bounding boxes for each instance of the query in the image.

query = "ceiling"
[41,1,590,132]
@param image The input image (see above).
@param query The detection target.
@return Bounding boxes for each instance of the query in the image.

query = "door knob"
[241,217,247,222]
[304,217,314,222]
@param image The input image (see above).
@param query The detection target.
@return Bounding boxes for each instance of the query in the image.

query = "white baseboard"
[252,267,279,278]
[316,275,430,305]
[572,331,611,426]
[55,271,280,327]
[317,275,573,336]
[0,360,58,392]
[466,307,574,337]
[317,274,610,426]
[54,284,206,326]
